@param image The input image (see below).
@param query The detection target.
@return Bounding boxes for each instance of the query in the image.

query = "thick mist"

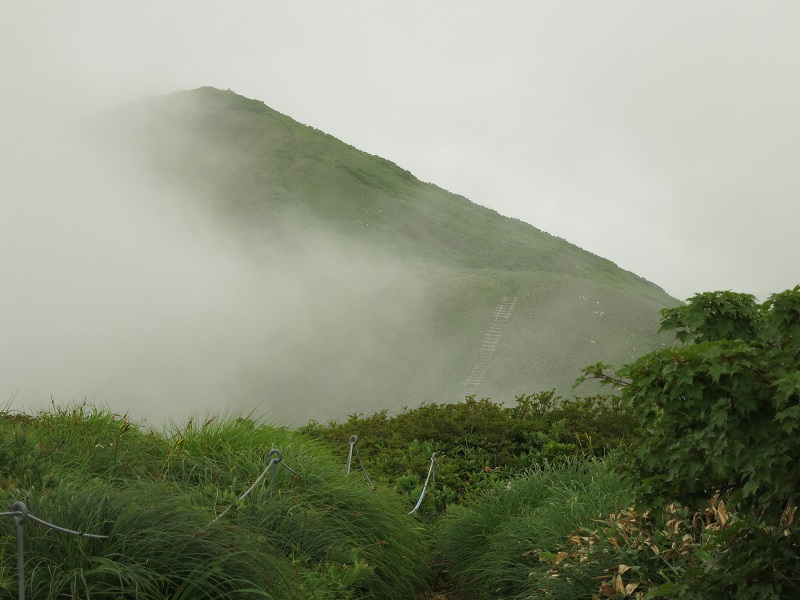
[0,106,434,426]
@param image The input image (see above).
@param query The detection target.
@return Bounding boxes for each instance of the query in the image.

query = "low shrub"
[300,391,638,513]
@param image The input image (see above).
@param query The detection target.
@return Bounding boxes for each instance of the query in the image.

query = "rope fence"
[2,447,304,600]
[214,448,305,521]
[344,435,372,487]
[409,453,437,515]
[344,434,436,515]
[1,438,433,598]
[0,501,109,600]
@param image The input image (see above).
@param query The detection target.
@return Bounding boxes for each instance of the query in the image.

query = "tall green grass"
[0,405,432,599]
[7,480,289,599]
[435,458,632,599]
[163,415,432,599]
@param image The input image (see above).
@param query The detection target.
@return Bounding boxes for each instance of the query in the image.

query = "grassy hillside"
[110,88,665,289]
[94,87,678,423]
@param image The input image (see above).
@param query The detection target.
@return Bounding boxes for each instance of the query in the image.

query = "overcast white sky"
[3,1,799,301]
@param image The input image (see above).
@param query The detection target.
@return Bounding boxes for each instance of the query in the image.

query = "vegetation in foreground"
[301,391,637,516]
[0,286,798,599]
[0,410,430,599]
[579,286,800,598]
[431,286,800,599]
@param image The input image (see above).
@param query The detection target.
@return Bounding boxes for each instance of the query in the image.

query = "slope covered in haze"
[90,87,677,423]
[109,88,666,292]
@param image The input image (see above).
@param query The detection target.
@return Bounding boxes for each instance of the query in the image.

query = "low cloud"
[0,107,431,426]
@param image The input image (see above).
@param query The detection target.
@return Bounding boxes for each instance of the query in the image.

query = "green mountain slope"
[97,87,678,423]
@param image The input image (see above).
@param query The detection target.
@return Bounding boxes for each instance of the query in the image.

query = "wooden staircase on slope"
[462,297,518,395]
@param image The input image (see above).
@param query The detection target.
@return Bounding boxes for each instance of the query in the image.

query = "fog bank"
[0,110,429,425]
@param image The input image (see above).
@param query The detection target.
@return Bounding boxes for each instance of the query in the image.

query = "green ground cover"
[2,287,797,598]
[0,392,635,599]
[0,407,430,599]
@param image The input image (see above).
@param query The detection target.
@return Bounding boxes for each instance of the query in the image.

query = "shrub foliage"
[301,391,637,513]
[580,286,800,598]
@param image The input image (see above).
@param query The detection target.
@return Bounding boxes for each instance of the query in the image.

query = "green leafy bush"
[579,286,800,598]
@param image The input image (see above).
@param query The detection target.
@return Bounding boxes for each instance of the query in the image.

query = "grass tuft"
[435,457,632,599]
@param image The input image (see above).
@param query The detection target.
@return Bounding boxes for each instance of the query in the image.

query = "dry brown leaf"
[781,504,796,527]
[625,582,640,595]
[717,499,728,526]
[614,573,625,593]
[568,534,584,546]
[599,584,616,598]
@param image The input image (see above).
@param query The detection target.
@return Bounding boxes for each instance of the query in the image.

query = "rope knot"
[11,501,28,525]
